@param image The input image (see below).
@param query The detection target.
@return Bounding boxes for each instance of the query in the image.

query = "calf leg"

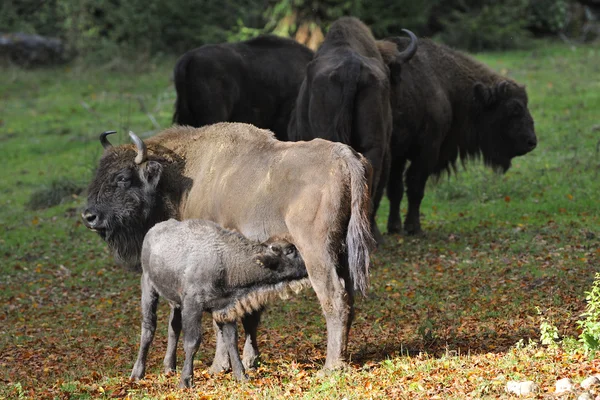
[218,321,248,381]
[163,306,182,374]
[387,157,407,234]
[179,300,203,389]
[404,160,429,235]
[209,319,231,374]
[241,309,262,369]
[130,275,159,380]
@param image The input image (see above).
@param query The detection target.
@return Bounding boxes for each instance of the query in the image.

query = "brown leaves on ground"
[1,216,599,399]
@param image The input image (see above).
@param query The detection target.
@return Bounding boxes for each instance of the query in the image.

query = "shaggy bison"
[82,124,374,372]
[288,17,416,243]
[173,35,313,140]
[386,37,537,235]
[130,219,308,387]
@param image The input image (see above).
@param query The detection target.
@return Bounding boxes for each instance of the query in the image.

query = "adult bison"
[173,35,313,140]
[288,17,417,243]
[385,37,537,235]
[82,124,374,372]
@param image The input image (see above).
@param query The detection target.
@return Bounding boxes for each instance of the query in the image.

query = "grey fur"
[130,219,307,388]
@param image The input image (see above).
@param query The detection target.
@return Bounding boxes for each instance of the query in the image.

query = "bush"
[528,0,570,34]
[578,273,600,353]
[436,0,532,52]
[26,179,85,210]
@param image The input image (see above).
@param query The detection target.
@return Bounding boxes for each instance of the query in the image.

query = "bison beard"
[82,124,374,373]
[385,37,537,235]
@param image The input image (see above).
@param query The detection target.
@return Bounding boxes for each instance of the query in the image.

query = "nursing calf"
[130,219,309,388]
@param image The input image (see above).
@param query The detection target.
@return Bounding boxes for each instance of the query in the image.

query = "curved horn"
[99,130,117,149]
[128,131,147,164]
[397,29,418,63]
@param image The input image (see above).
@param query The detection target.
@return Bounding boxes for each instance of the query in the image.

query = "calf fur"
[130,219,309,388]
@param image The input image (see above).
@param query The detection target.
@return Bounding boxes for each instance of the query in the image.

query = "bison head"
[82,131,167,271]
[473,80,537,171]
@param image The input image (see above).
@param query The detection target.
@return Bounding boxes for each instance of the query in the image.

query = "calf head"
[473,80,537,171]
[82,131,166,271]
[255,239,307,280]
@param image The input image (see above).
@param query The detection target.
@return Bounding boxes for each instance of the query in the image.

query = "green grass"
[1,40,599,399]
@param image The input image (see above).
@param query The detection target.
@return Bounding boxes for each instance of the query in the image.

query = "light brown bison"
[386,38,537,235]
[288,17,416,243]
[82,123,374,372]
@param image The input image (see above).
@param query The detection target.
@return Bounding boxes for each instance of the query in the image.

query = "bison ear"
[473,82,494,109]
[140,160,162,189]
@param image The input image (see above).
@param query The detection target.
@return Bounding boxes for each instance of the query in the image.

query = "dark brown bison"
[288,17,416,243]
[173,35,314,140]
[82,124,374,372]
[386,37,537,235]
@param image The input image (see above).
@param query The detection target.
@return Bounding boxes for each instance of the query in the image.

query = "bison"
[385,37,537,235]
[130,218,309,387]
[287,17,417,243]
[173,35,314,140]
[82,124,374,373]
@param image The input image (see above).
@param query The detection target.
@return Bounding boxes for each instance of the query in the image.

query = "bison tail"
[172,53,195,126]
[344,147,376,296]
[332,56,361,144]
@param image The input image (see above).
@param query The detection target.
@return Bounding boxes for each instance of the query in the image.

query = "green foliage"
[536,307,560,347]
[358,0,437,38]
[578,273,600,353]
[527,0,569,34]
[436,0,532,52]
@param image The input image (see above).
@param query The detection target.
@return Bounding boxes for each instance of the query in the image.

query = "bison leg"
[386,156,407,234]
[163,306,182,374]
[302,249,353,371]
[179,299,203,389]
[369,148,391,244]
[404,160,429,235]
[218,321,248,381]
[130,275,159,381]
[209,319,231,374]
[241,309,262,370]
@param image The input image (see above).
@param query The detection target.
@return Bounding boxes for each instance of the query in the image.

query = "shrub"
[578,272,600,353]
[436,0,532,52]
[26,179,85,210]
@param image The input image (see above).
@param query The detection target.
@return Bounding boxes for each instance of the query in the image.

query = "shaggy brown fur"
[288,17,417,243]
[173,35,313,140]
[385,37,537,235]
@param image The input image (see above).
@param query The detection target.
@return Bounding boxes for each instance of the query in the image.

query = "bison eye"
[507,101,524,117]
[115,174,131,188]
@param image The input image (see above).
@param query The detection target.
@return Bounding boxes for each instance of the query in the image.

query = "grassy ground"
[1,40,599,399]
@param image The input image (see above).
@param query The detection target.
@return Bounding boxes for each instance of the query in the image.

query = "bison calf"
[130,219,309,388]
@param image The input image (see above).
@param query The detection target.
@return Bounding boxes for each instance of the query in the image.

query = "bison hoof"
[242,355,259,370]
[179,377,192,388]
[387,222,402,234]
[209,362,230,375]
[317,361,350,377]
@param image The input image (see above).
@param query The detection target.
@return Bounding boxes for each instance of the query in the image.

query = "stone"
[556,377,575,394]
[581,376,600,390]
[506,380,538,396]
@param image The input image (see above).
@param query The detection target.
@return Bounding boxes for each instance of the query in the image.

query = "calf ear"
[140,161,162,189]
[473,82,494,109]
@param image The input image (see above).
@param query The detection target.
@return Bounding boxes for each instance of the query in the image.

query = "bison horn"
[398,29,417,63]
[128,131,147,164]
[99,130,117,149]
